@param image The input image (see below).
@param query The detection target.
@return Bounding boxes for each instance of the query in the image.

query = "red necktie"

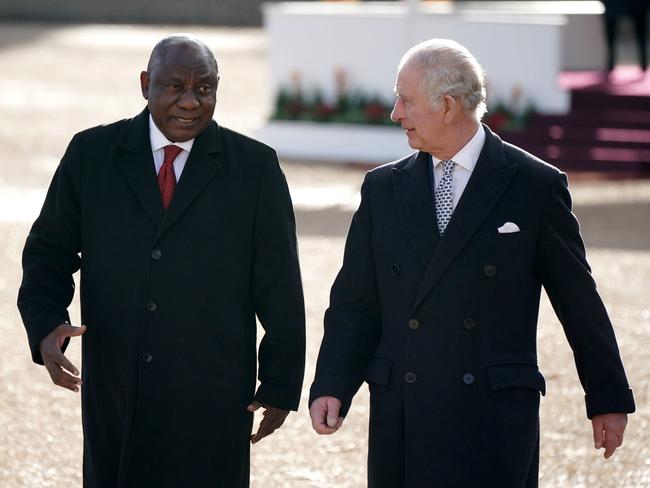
[159,145,182,210]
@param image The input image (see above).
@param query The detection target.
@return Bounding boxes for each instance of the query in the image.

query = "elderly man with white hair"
[309,39,634,488]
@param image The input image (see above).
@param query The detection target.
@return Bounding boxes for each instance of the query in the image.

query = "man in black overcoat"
[309,39,635,488]
[18,35,305,487]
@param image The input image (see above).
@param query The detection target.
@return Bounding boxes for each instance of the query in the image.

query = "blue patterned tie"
[435,160,455,235]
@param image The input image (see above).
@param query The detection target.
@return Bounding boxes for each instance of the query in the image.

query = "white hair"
[398,39,487,122]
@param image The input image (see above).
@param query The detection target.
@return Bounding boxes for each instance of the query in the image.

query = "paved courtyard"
[0,23,649,487]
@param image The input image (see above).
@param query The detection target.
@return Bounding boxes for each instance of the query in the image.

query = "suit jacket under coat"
[18,109,306,488]
[310,125,634,488]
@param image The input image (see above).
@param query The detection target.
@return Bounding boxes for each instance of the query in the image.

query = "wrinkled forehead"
[154,44,218,80]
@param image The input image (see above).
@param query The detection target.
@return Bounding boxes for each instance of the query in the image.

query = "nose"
[177,88,200,110]
[390,98,403,123]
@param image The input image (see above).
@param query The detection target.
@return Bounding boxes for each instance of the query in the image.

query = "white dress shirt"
[149,114,194,182]
[431,125,486,210]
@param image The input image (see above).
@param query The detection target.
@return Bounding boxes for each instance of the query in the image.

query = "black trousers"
[604,7,648,71]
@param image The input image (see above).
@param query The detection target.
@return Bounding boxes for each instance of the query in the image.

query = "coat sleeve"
[17,134,82,364]
[309,174,382,417]
[251,151,306,411]
[536,173,635,418]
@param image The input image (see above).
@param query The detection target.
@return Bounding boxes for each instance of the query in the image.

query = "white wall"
[264,1,606,114]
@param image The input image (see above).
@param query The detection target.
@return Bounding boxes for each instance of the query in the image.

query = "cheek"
[407,110,423,128]
[417,111,434,128]
[149,97,173,113]
[200,99,217,115]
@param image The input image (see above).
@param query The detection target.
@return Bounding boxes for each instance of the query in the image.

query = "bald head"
[147,34,218,76]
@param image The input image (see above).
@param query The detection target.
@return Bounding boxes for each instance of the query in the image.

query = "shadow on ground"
[296,201,650,251]
[0,22,53,51]
[575,201,650,250]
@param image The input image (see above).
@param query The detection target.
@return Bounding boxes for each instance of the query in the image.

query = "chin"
[405,135,420,150]
[163,118,211,142]
[169,128,201,143]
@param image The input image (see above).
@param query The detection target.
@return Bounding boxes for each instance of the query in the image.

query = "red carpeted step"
[529,111,650,128]
[570,92,650,111]
[502,143,650,170]
[490,68,650,174]
[503,127,650,148]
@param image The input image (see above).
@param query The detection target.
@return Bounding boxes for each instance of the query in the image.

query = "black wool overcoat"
[310,125,635,488]
[19,109,306,488]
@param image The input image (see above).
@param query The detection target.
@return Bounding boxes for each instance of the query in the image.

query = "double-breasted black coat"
[310,125,635,488]
[18,109,306,487]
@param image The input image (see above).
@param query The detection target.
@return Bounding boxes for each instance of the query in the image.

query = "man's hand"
[309,396,344,434]
[38,323,86,392]
[592,413,628,459]
[246,401,290,444]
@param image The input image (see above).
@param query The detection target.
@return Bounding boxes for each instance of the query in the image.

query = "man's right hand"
[38,323,86,392]
[309,396,344,435]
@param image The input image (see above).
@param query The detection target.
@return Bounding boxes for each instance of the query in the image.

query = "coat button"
[462,373,475,385]
[142,352,153,363]
[391,264,401,276]
[463,318,475,330]
[408,319,420,330]
[404,371,417,384]
[483,265,496,277]
[151,249,162,260]
[146,301,157,312]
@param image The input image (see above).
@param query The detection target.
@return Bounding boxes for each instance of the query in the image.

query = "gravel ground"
[0,23,648,488]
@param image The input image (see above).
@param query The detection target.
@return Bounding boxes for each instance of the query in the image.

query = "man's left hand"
[246,401,290,444]
[591,413,628,459]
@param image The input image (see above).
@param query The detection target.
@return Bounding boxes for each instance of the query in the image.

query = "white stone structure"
[258,1,606,163]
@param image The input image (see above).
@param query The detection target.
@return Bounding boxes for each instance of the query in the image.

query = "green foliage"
[273,76,536,130]
[272,86,394,126]
[484,100,536,132]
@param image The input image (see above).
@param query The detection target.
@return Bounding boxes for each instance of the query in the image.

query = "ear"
[441,94,457,122]
[140,71,150,100]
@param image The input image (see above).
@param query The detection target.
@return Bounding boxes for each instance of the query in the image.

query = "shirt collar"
[149,114,195,154]
[431,125,485,171]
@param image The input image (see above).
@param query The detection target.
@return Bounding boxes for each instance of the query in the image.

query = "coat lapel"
[156,121,222,238]
[412,126,518,312]
[116,109,165,227]
[117,109,223,236]
[392,151,439,268]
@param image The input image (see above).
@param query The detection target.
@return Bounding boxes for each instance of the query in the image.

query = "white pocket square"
[497,222,520,234]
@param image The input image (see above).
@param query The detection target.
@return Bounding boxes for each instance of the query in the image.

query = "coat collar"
[409,124,519,312]
[116,107,223,238]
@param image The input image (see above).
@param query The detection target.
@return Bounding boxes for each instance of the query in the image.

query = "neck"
[431,120,480,160]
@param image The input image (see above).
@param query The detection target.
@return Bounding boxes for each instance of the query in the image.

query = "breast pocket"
[480,230,527,245]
